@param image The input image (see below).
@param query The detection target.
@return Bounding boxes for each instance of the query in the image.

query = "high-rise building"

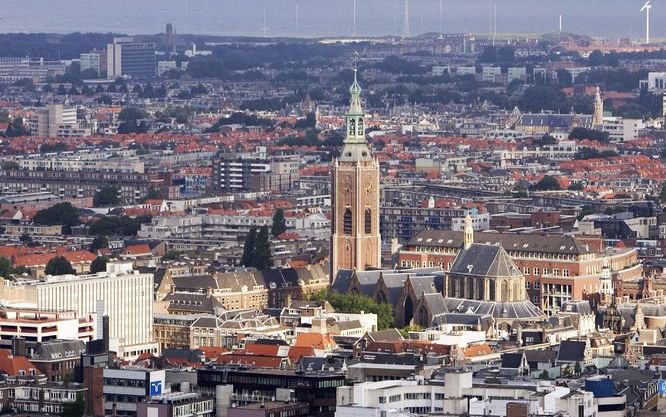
[28,104,86,137]
[593,86,604,128]
[330,70,381,279]
[106,37,156,79]
[80,49,104,76]
[0,262,157,359]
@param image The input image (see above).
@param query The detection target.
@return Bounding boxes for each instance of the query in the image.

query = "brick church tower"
[330,69,381,280]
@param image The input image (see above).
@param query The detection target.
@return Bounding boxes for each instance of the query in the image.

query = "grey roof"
[377,273,409,305]
[450,243,522,278]
[331,269,354,293]
[172,275,217,291]
[367,329,404,343]
[337,320,363,331]
[556,340,586,363]
[501,353,524,369]
[164,292,223,314]
[354,270,385,297]
[409,230,593,255]
[422,293,449,317]
[216,271,262,291]
[432,312,493,330]
[31,340,86,362]
[561,300,593,315]
[442,297,545,320]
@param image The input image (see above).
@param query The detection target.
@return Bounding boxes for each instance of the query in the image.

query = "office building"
[28,104,89,138]
[211,155,299,193]
[0,262,157,359]
[103,368,167,416]
[106,37,156,79]
[80,50,104,76]
[0,57,65,83]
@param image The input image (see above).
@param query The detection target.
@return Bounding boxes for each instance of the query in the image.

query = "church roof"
[440,297,544,320]
[409,230,593,255]
[408,275,444,298]
[450,243,522,278]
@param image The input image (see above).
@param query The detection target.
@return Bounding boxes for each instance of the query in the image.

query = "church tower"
[330,69,381,280]
[593,86,604,128]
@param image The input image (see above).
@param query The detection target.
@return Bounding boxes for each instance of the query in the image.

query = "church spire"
[344,60,366,145]
[463,214,474,250]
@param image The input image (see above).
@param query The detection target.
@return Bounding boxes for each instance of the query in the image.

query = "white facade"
[0,262,157,359]
[28,104,84,138]
[157,60,178,76]
[646,72,666,93]
[508,67,527,83]
[103,368,168,414]
[80,51,102,75]
[603,117,645,142]
[482,66,502,83]
[451,213,490,232]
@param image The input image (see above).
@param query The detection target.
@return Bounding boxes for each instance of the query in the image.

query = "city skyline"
[0,0,664,40]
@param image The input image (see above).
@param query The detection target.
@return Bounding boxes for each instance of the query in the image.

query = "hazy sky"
[0,0,662,40]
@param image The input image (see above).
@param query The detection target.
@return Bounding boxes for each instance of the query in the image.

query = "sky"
[0,0,663,40]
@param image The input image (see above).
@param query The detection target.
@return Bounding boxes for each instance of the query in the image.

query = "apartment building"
[28,104,89,138]
[0,262,157,359]
[106,37,156,79]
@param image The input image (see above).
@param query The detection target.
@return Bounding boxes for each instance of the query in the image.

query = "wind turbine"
[641,0,652,44]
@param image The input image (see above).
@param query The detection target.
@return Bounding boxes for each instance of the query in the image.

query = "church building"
[330,69,381,280]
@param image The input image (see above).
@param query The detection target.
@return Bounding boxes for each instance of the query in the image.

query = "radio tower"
[402,0,411,38]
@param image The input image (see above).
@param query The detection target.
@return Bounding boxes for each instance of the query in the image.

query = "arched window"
[343,209,352,235]
[364,208,372,234]
[348,118,356,136]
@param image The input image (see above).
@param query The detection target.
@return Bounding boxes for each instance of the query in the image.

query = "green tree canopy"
[33,203,81,234]
[93,185,120,207]
[531,175,561,191]
[254,226,272,270]
[90,256,108,274]
[88,216,149,237]
[45,256,75,276]
[271,209,287,238]
[309,289,394,330]
[240,226,257,268]
[90,235,108,252]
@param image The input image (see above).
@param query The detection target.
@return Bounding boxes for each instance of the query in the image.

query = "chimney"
[102,315,110,352]
[11,337,26,357]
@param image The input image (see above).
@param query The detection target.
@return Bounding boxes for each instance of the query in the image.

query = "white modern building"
[103,368,168,415]
[28,104,89,138]
[0,307,95,343]
[602,117,646,142]
[80,50,104,75]
[336,370,598,417]
[0,262,157,359]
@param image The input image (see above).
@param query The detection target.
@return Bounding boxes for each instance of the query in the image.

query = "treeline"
[0,33,116,60]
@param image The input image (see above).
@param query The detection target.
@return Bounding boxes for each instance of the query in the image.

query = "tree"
[574,361,582,375]
[93,185,120,207]
[162,250,181,261]
[655,181,666,205]
[271,209,287,238]
[5,117,29,137]
[539,370,550,380]
[33,203,81,234]
[240,226,257,267]
[569,127,610,143]
[90,256,108,274]
[45,256,75,276]
[531,175,561,191]
[19,232,33,246]
[90,235,108,252]
[309,289,395,330]
[88,216,148,237]
[0,257,14,278]
[62,392,85,417]
[254,226,272,270]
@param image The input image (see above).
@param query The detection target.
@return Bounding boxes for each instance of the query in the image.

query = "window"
[533,282,539,290]
[379,397,386,404]
[563,269,569,277]
[364,209,372,234]
[343,209,352,235]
